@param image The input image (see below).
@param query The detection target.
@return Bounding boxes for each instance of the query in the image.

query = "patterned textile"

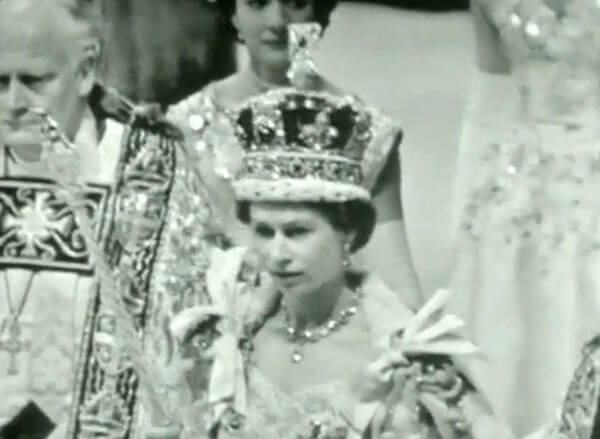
[554,336,600,439]
[0,84,178,439]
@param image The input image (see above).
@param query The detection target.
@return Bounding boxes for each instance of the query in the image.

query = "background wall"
[101,0,236,106]
[99,0,468,105]
[316,3,474,293]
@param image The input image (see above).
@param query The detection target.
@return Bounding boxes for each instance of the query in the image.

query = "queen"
[144,83,513,439]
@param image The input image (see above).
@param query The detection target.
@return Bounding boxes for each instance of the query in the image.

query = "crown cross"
[298,110,339,150]
[287,23,323,89]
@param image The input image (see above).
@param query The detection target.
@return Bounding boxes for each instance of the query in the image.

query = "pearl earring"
[343,241,352,269]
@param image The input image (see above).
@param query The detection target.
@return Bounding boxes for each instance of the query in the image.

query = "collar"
[2,105,123,183]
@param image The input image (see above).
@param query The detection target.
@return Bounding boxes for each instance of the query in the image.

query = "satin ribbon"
[398,288,479,356]
[169,247,249,425]
[368,288,478,382]
[353,289,479,436]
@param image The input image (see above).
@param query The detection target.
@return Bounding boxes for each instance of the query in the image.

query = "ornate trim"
[240,152,362,185]
[0,177,110,273]
[557,337,600,439]
[66,124,177,439]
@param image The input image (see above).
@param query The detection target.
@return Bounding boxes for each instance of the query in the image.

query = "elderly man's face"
[0,1,97,161]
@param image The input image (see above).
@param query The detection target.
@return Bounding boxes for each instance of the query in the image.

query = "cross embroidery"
[0,318,31,375]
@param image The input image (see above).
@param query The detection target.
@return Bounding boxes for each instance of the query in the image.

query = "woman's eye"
[247,0,268,8]
[254,224,275,238]
[284,227,309,238]
[283,0,309,8]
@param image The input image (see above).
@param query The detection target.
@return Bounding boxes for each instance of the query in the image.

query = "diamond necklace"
[282,285,362,364]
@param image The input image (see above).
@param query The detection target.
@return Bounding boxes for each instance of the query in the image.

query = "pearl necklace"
[282,286,362,364]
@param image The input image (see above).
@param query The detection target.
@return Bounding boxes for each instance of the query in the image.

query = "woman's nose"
[264,1,287,27]
[267,233,292,266]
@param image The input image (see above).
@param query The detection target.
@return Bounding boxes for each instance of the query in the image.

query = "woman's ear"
[345,230,357,252]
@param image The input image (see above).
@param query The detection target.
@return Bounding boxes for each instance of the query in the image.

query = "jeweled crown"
[231,22,375,203]
[232,89,374,202]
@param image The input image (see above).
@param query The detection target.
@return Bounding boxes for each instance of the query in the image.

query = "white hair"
[0,0,105,44]
[0,0,107,74]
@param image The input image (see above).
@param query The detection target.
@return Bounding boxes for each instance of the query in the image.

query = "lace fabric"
[218,369,352,439]
[455,69,600,256]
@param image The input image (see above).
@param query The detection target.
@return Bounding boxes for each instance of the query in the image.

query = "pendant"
[291,349,303,364]
[287,23,322,89]
[0,319,31,375]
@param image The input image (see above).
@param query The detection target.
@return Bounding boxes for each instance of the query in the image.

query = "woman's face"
[232,0,315,70]
[248,202,349,296]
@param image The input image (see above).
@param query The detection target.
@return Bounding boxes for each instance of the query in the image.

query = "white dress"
[158,247,512,439]
[449,0,600,435]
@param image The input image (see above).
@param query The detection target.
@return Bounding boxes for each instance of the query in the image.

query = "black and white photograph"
[0,1,598,438]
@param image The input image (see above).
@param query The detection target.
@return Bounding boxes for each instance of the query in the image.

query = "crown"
[231,88,375,203]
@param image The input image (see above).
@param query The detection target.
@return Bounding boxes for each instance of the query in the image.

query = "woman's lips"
[271,271,303,282]
[262,37,288,48]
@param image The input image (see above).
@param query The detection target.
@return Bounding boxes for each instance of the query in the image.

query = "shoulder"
[166,75,246,139]
[168,72,250,122]
[89,83,182,141]
[167,86,218,127]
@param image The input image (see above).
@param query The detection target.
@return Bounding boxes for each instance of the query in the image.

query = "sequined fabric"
[218,371,351,439]
[461,0,600,249]
[166,89,245,246]
[460,126,600,255]
[448,1,600,435]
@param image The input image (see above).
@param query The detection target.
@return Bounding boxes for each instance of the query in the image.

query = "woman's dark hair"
[215,0,339,34]
[236,199,377,252]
